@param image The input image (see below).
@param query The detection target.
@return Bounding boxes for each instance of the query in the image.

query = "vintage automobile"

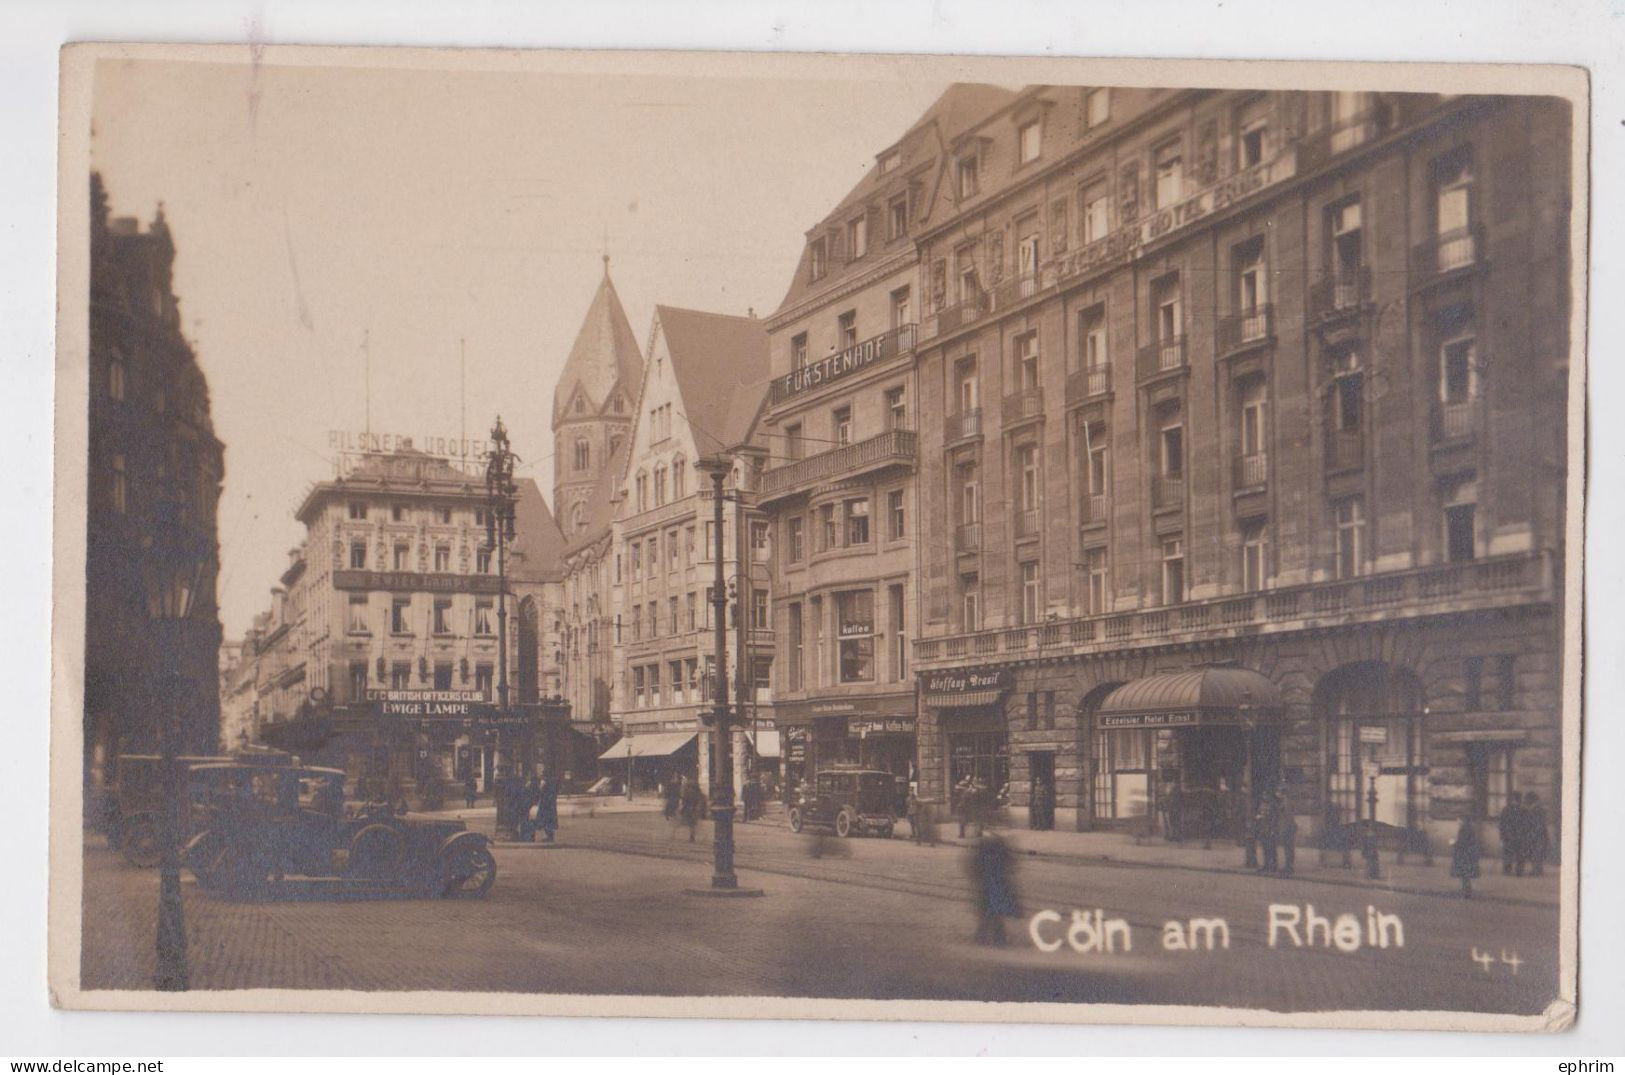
[182,764,496,898]
[787,767,898,838]
[102,751,294,868]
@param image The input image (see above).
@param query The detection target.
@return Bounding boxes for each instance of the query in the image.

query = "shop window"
[1094,727,1151,820]
[836,590,876,683]
[949,731,1009,796]
[347,595,370,634]
[1467,742,1516,822]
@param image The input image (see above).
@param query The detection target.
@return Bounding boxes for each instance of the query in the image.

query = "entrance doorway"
[1316,661,1427,831]
[1027,750,1056,830]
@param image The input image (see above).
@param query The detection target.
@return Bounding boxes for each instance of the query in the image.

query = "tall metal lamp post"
[696,455,745,892]
[484,417,519,782]
[141,513,208,992]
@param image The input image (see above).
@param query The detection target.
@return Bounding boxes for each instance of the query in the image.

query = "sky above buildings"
[90,57,946,638]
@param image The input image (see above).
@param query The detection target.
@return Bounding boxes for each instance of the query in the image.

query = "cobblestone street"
[80,807,1560,1013]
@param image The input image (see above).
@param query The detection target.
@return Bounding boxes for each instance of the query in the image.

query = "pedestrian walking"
[1277,791,1297,877]
[463,774,478,810]
[678,776,702,843]
[1497,796,1525,875]
[953,776,974,838]
[1030,775,1054,832]
[534,770,560,843]
[519,776,541,842]
[1521,792,1549,876]
[966,829,1020,946]
[1451,815,1483,899]
[661,778,680,821]
[1255,794,1281,873]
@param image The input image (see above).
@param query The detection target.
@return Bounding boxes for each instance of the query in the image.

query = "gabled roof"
[769,83,1018,318]
[655,305,770,459]
[510,476,568,583]
[552,261,645,428]
[561,437,628,558]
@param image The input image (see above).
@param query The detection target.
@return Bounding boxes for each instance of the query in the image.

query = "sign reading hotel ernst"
[1098,711,1200,729]
[334,570,503,595]
[774,325,914,402]
[921,668,1012,695]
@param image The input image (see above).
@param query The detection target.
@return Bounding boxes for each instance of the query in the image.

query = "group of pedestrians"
[1250,788,1300,876]
[1451,791,1550,898]
[951,776,1003,839]
[660,775,705,843]
[504,770,561,843]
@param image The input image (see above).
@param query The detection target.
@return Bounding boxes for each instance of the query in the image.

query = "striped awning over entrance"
[1096,666,1283,729]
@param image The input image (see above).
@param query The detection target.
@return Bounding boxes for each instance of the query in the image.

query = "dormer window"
[847,215,868,260]
[888,195,909,241]
[1018,119,1042,164]
[878,151,899,175]
[810,237,828,281]
[1086,88,1111,128]
[957,155,980,198]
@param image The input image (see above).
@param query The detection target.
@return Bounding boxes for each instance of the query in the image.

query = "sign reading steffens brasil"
[921,668,1012,695]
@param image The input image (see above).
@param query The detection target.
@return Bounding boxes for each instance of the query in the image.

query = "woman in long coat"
[1451,815,1483,899]
[968,831,1020,945]
[534,771,560,843]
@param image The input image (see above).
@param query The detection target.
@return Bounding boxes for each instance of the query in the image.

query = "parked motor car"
[182,764,496,898]
[787,767,898,838]
[103,751,294,868]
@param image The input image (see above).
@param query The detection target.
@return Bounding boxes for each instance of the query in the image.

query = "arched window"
[570,502,585,533]
[672,456,686,498]
[574,394,585,414]
[574,437,590,472]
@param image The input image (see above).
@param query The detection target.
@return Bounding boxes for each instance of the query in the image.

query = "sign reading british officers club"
[365,689,489,719]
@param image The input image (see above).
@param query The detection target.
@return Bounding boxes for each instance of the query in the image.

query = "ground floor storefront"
[914,606,1563,854]
[774,692,917,796]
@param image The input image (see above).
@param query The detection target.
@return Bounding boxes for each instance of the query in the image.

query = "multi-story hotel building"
[254,448,568,792]
[758,85,1016,786]
[903,86,1569,851]
[603,305,772,797]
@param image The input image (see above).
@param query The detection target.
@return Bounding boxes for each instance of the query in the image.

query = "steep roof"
[561,437,628,558]
[655,306,770,459]
[510,476,569,583]
[770,83,1018,318]
[552,260,645,427]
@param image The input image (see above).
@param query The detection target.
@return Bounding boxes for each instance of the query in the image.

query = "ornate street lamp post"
[141,509,208,992]
[484,417,519,786]
[697,455,740,890]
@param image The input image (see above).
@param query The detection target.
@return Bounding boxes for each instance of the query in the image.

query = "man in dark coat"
[1497,796,1525,875]
[1451,815,1483,898]
[678,776,702,843]
[968,830,1020,945]
[519,776,541,842]
[1276,791,1298,877]
[661,778,680,821]
[1521,792,1549,876]
[535,770,560,843]
[1255,794,1281,873]
[463,774,478,810]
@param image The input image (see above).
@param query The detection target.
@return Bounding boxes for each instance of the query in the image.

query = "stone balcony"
[913,550,1555,671]
[758,428,917,502]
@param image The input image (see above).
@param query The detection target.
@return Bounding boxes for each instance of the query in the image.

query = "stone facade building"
[899,87,1569,851]
[85,174,225,794]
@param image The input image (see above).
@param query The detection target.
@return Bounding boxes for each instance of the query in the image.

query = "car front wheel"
[440,844,496,898]
[834,809,854,838]
[787,807,804,833]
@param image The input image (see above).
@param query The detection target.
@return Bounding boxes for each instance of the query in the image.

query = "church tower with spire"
[552,256,644,540]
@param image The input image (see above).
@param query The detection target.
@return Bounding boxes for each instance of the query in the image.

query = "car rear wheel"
[787,807,804,834]
[120,814,162,868]
[834,809,854,838]
[440,844,496,898]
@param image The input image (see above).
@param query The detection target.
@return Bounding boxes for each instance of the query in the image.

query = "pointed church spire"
[551,261,644,431]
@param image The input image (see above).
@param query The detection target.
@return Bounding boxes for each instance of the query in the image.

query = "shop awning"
[928,689,1004,709]
[1096,666,1283,728]
[597,731,697,761]
[750,729,781,758]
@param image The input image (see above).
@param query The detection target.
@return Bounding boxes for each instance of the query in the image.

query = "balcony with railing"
[955,521,981,554]
[1413,226,1482,281]
[1310,268,1372,321]
[1002,387,1044,426]
[913,549,1554,670]
[1066,364,1112,405]
[1325,427,1365,473]
[944,408,982,444]
[1137,336,1187,381]
[1151,474,1185,512]
[1079,491,1108,527]
[758,428,917,500]
[1014,508,1040,541]
[1431,397,1482,444]
[1216,305,1274,355]
[1234,452,1268,491]
[994,272,1042,309]
[922,289,993,339]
